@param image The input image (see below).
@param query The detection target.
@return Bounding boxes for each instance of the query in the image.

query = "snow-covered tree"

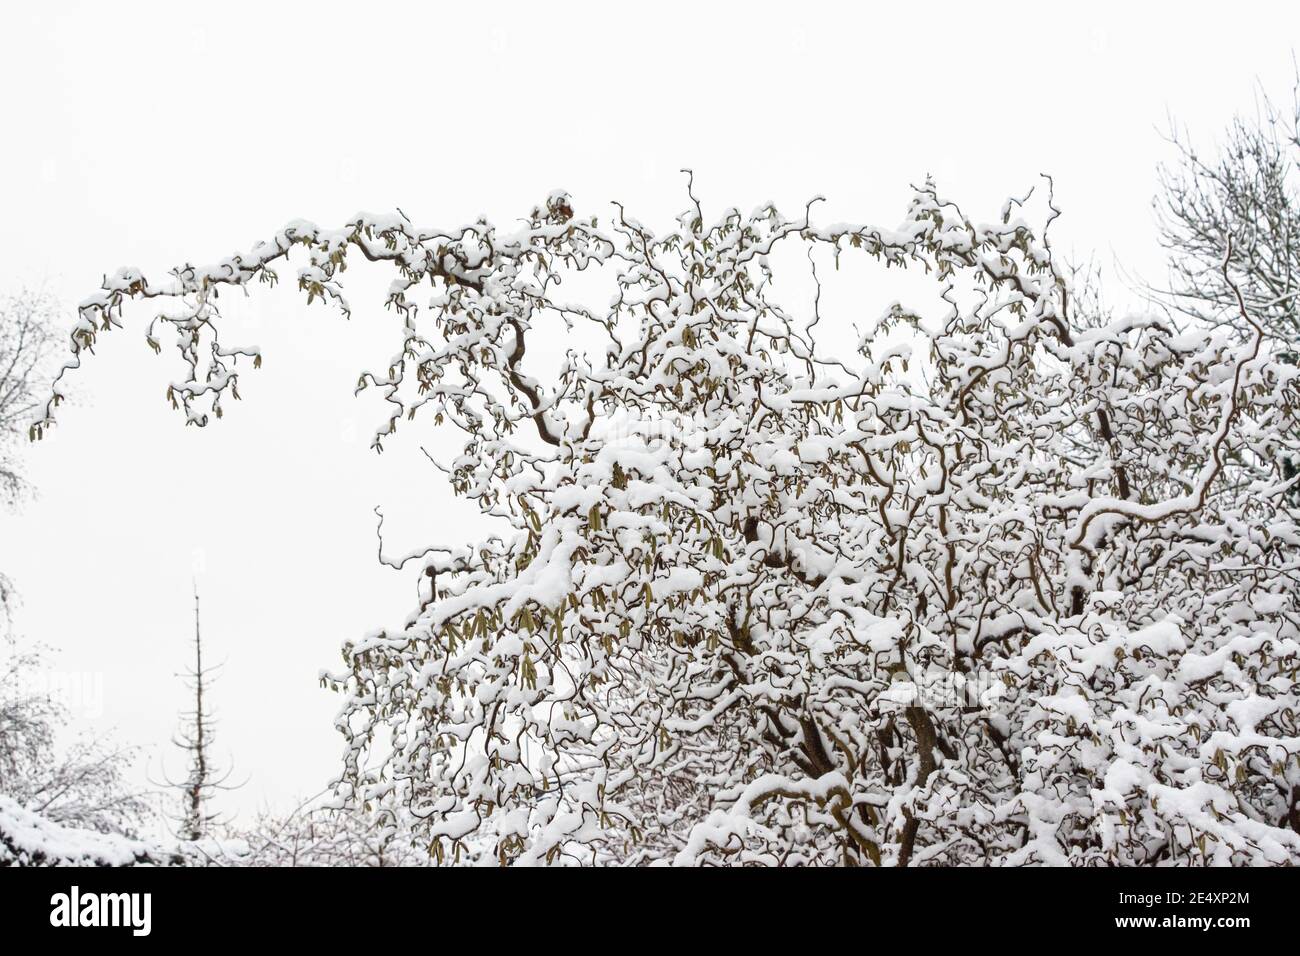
[0,291,159,865]
[38,179,1300,865]
[0,291,57,615]
[1158,73,1300,495]
[0,291,54,499]
[0,638,149,837]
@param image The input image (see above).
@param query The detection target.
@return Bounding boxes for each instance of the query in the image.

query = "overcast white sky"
[1,0,1297,825]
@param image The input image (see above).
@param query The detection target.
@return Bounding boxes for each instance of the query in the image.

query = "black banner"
[0,865,1290,942]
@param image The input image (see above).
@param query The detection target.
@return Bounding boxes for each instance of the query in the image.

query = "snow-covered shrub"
[0,795,166,866]
[38,182,1300,865]
[183,804,451,867]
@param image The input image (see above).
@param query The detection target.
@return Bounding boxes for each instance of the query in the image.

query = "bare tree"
[160,587,239,842]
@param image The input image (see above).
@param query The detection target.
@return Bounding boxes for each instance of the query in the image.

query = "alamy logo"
[49,886,151,937]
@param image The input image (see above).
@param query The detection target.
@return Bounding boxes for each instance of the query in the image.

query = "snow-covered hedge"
[0,795,168,866]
